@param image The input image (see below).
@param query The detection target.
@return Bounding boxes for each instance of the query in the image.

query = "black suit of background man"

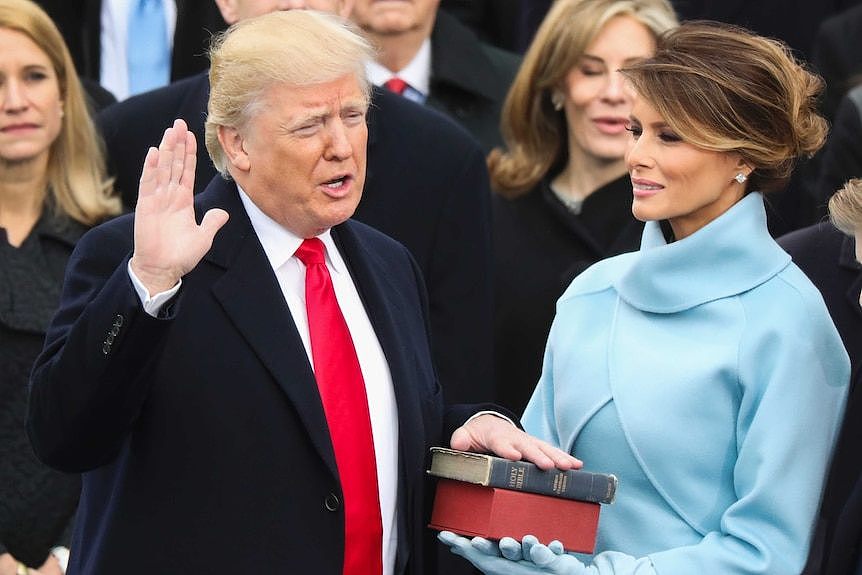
[35,0,226,87]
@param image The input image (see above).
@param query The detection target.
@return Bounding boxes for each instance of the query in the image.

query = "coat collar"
[33,206,88,248]
[615,192,791,313]
[429,10,509,102]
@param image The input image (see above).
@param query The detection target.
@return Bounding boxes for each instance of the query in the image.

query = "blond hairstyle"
[205,10,374,177]
[489,0,677,197]
[621,21,827,194]
[829,178,862,235]
[0,0,119,224]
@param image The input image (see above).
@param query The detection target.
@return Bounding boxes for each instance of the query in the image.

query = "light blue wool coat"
[522,192,850,574]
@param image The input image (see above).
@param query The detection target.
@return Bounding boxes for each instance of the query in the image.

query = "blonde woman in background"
[490,0,677,414]
[0,1,119,573]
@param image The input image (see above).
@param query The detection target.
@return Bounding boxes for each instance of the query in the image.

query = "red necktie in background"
[384,77,408,96]
[295,238,383,575]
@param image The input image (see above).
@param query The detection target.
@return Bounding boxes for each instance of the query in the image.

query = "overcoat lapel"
[332,222,427,487]
[196,178,338,478]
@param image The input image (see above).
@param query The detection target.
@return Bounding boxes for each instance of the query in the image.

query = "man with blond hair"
[28,10,578,575]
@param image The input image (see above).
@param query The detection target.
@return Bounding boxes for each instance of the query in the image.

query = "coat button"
[113,314,124,327]
[324,493,340,511]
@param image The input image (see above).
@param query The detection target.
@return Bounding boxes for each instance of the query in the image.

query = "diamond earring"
[734,173,748,184]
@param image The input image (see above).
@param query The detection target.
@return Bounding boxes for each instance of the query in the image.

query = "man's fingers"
[155,125,177,191]
[180,131,197,190]
[138,147,160,199]
[199,209,230,243]
[170,122,188,185]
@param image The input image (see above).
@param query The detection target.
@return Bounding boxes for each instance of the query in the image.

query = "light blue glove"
[437,531,589,574]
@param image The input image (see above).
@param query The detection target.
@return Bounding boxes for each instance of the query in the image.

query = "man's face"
[215,0,352,24]
[221,74,368,238]
[350,0,439,37]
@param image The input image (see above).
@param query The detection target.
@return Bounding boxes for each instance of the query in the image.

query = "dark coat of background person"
[0,214,87,568]
[35,0,226,86]
[670,0,859,61]
[816,86,862,210]
[27,176,496,574]
[439,0,523,52]
[517,0,860,67]
[426,9,520,153]
[493,176,643,415]
[779,223,862,575]
[97,74,494,404]
[810,3,862,123]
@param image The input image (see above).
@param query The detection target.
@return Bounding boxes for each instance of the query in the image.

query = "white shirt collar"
[366,38,432,97]
[235,184,347,276]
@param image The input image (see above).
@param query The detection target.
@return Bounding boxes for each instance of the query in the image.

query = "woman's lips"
[631,177,663,198]
[593,117,629,135]
[0,123,39,134]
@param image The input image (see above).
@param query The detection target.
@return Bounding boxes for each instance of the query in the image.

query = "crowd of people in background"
[1,0,861,574]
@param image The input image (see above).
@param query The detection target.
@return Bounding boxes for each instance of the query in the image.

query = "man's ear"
[214,0,239,25]
[217,125,251,173]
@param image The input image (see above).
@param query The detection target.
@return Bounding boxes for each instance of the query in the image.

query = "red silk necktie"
[295,238,383,575]
[384,77,408,96]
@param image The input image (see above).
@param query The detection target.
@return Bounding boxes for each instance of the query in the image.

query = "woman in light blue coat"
[440,21,851,575]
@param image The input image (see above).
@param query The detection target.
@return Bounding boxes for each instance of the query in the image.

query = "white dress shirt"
[366,38,431,104]
[129,185,400,574]
[100,0,176,100]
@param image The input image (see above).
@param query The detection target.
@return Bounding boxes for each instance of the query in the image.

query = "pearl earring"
[734,173,747,184]
[551,91,564,111]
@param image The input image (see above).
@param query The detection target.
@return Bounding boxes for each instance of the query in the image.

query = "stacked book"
[427,447,617,553]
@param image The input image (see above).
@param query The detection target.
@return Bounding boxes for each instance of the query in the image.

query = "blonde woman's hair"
[621,21,828,194]
[205,10,374,177]
[0,0,119,224]
[489,0,677,197]
[829,178,862,235]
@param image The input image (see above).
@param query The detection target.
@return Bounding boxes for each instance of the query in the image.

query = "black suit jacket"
[779,222,862,575]
[37,0,226,84]
[97,73,494,405]
[439,0,523,52]
[427,10,521,153]
[27,177,486,574]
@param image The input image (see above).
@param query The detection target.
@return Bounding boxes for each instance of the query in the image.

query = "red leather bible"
[429,479,600,553]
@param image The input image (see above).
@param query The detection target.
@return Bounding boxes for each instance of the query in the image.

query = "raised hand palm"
[131,119,228,294]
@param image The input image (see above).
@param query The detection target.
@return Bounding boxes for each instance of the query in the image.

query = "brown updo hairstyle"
[620,21,827,194]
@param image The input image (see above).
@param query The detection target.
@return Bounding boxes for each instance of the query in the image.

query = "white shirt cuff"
[465,410,517,428]
[128,261,182,317]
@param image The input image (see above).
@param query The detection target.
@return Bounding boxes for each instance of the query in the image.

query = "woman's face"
[625,97,748,240]
[0,27,63,165]
[561,15,656,164]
